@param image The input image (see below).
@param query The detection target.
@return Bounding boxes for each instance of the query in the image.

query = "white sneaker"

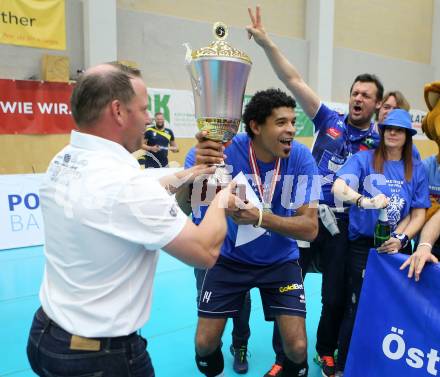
[335,372,344,377]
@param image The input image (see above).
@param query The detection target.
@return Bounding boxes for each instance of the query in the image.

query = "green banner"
[295,106,314,137]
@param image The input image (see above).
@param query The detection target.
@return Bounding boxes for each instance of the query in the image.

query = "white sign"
[0,174,45,250]
[148,88,197,138]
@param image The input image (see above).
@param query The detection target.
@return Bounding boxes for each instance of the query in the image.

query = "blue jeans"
[27,307,154,377]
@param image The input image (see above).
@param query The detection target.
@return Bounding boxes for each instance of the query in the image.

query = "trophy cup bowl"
[185,22,252,201]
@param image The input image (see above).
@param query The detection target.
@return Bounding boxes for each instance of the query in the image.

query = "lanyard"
[248,141,280,212]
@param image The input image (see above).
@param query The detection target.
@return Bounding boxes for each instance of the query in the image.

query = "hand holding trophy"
[185,22,252,203]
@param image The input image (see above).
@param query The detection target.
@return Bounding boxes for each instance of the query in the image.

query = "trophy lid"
[191,22,252,65]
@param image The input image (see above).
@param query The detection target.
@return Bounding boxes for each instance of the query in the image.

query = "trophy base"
[209,164,231,185]
[188,164,246,205]
[201,165,230,203]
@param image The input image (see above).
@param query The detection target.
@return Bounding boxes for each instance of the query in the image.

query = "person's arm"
[164,183,237,268]
[142,143,160,153]
[396,208,426,240]
[176,141,224,215]
[246,6,320,118]
[109,175,234,269]
[393,214,410,233]
[158,164,214,195]
[160,164,216,216]
[175,147,199,215]
[229,143,319,241]
[227,201,318,241]
[332,178,388,209]
[381,214,411,252]
[377,208,426,253]
[175,186,192,215]
[400,209,440,281]
[169,139,179,152]
[174,172,209,216]
[142,130,160,153]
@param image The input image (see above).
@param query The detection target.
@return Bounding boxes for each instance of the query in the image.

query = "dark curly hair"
[243,88,296,138]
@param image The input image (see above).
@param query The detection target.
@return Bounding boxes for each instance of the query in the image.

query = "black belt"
[37,307,138,351]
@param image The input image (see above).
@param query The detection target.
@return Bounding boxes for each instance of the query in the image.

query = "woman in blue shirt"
[331,109,430,372]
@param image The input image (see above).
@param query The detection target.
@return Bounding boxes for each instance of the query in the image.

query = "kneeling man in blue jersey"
[187,89,320,377]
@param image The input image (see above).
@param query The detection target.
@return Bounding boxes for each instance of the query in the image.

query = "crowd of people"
[25,5,439,377]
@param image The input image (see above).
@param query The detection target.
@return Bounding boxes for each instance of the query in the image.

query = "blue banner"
[345,250,440,377]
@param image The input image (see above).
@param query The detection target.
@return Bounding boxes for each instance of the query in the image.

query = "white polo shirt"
[39,130,187,337]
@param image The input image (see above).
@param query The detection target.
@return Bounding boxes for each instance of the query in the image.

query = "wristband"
[418,242,433,250]
[391,232,409,249]
[253,207,263,228]
[356,195,364,208]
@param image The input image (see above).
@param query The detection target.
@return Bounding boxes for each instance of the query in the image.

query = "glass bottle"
[374,208,391,248]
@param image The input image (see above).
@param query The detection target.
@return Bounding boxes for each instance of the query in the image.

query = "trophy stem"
[208,163,231,187]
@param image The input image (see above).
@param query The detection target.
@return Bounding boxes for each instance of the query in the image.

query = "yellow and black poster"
[0,0,66,50]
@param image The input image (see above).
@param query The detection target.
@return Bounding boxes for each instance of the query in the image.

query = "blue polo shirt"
[423,155,440,202]
[336,150,430,240]
[192,133,319,265]
[311,104,380,209]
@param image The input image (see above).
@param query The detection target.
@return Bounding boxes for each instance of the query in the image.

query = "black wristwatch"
[391,232,409,249]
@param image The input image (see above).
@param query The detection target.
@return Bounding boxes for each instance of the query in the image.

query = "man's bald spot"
[71,63,142,127]
[83,63,119,78]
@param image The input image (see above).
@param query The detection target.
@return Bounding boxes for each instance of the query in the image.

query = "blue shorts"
[197,255,306,320]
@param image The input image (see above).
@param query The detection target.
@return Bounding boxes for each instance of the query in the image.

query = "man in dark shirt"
[142,112,179,168]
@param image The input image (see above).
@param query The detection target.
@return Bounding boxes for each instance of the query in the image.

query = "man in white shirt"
[26,62,235,377]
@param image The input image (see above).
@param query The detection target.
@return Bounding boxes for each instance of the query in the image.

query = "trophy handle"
[184,43,202,96]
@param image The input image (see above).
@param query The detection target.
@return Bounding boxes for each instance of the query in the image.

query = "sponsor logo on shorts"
[279,283,303,293]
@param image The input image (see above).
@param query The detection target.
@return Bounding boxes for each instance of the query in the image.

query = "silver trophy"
[185,22,252,191]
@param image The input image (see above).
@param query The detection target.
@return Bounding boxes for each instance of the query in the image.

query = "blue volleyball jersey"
[192,133,319,265]
[335,150,430,240]
[184,146,196,169]
[423,155,440,202]
[311,104,380,208]
[423,155,440,255]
